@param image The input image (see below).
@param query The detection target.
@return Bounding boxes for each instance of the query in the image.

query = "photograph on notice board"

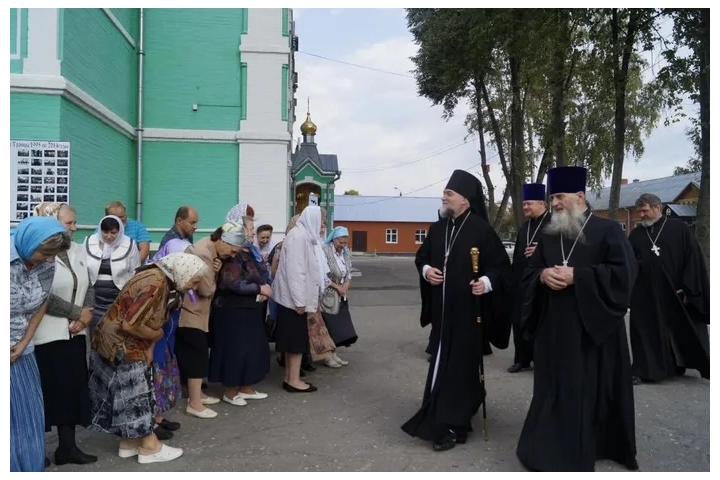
[10,141,71,220]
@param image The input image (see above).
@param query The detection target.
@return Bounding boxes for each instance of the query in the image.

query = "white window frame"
[619,222,626,231]
[415,229,427,244]
[385,228,398,244]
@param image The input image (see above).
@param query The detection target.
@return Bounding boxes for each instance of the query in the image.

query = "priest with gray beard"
[516,166,639,472]
[628,193,710,384]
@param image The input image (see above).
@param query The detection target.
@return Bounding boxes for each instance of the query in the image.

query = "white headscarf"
[297,206,330,293]
[154,252,209,291]
[95,215,126,259]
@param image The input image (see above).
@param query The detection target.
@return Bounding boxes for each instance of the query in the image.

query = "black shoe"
[54,447,98,466]
[507,362,531,373]
[432,432,457,452]
[455,431,468,444]
[160,419,181,431]
[153,424,174,441]
[675,366,687,377]
[282,381,318,393]
[44,457,51,468]
[631,376,643,385]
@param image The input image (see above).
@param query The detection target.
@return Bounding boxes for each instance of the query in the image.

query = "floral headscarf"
[33,202,70,219]
[154,252,209,291]
[225,204,262,262]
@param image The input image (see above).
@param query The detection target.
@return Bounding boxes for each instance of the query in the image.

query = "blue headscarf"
[10,216,66,263]
[325,226,349,245]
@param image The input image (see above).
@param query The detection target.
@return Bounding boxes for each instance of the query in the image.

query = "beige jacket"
[179,237,217,331]
[271,224,320,313]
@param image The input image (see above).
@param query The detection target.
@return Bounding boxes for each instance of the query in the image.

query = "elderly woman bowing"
[321,226,358,368]
[88,253,208,464]
[10,216,72,472]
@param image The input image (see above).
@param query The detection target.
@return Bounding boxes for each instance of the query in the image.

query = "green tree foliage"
[406,8,664,226]
[654,8,709,264]
[343,189,360,195]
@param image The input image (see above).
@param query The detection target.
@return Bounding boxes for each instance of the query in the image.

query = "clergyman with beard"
[515,166,639,472]
[402,169,512,452]
[508,183,549,374]
[628,193,710,384]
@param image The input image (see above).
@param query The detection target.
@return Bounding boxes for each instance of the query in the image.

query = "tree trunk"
[509,54,525,226]
[494,187,511,230]
[473,79,497,223]
[550,9,569,167]
[695,7,710,266]
[480,79,511,181]
[535,138,553,184]
[608,9,638,221]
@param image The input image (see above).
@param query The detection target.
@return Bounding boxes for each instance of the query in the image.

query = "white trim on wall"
[10,73,135,137]
[10,9,21,60]
[10,74,293,144]
[101,8,136,48]
[238,45,290,55]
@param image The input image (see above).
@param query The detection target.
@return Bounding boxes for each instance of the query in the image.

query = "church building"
[290,110,341,227]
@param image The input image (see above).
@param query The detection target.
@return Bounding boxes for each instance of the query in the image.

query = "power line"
[298,51,415,78]
[343,139,473,174]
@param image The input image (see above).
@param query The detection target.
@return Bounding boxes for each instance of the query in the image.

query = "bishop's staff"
[470,247,489,441]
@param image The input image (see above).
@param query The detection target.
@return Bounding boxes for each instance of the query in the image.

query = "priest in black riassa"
[402,169,512,452]
[628,193,710,384]
[516,166,639,472]
[507,183,549,374]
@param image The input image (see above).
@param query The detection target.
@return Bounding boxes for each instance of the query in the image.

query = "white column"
[23,8,61,75]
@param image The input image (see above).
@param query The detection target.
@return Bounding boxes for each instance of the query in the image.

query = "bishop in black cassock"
[508,183,549,373]
[516,166,639,472]
[628,193,710,383]
[402,170,512,452]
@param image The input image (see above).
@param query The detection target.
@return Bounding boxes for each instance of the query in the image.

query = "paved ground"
[47,256,710,472]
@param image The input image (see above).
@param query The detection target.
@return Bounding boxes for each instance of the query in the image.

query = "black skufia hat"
[445,170,489,222]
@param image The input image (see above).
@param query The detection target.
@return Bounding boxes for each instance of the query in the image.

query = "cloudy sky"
[293,8,696,202]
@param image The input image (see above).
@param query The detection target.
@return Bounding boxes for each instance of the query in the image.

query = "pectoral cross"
[651,244,661,257]
[562,260,568,267]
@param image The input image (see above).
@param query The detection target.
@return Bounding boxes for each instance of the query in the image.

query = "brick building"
[589,172,700,235]
[333,195,439,254]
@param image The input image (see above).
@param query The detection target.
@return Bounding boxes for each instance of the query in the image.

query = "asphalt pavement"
[46,255,710,472]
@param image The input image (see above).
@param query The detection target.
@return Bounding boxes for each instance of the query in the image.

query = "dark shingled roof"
[291,141,339,175]
[590,172,700,210]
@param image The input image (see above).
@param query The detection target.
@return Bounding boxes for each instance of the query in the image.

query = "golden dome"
[300,112,317,135]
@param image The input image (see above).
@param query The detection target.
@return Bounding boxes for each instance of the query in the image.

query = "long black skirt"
[323,299,358,348]
[34,335,92,432]
[274,303,309,354]
[208,295,271,387]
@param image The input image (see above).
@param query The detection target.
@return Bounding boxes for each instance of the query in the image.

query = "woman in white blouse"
[32,203,97,466]
[320,226,358,368]
[84,215,140,335]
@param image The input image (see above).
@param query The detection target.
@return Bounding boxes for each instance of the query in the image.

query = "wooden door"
[352,231,367,252]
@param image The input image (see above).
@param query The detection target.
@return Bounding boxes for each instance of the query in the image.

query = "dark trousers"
[512,319,533,365]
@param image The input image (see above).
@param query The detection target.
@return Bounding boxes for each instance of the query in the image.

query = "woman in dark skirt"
[320,227,358,368]
[209,215,272,405]
[31,202,96,466]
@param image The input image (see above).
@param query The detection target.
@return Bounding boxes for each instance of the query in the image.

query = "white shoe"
[237,390,268,400]
[201,395,220,405]
[324,358,342,368]
[137,444,183,464]
[118,447,138,458]
[223,394,248,406]
[186,405,218,418]
[333,352,349,366]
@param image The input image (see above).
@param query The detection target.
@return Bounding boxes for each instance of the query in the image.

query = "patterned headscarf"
[220,222,247,247]
[225,204,263,262]
[33,202,69,219]
[286,214,300,235]
[154,252,209,291]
